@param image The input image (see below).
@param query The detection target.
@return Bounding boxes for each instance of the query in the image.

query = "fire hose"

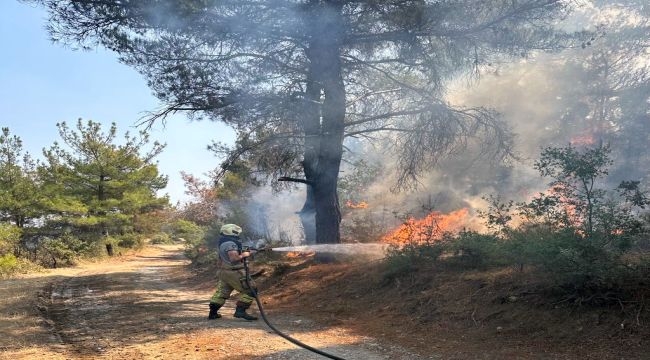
[242,254,347,360]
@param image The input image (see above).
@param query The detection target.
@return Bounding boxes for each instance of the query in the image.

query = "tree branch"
[278,176,314,186]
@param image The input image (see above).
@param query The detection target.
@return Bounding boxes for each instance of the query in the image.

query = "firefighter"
[207,223,258,321]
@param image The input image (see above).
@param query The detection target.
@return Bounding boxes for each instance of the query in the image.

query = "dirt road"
[1,245,430,360]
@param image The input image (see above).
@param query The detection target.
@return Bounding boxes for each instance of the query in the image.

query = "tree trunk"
[299,186,317,245]
[302,1,345,245]
[14,215,25,228]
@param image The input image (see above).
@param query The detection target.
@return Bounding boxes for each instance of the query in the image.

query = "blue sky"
[0,1,235,204]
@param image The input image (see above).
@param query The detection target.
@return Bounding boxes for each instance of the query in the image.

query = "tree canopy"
[0,120,170,267]
[29,0,585,243]
[0,128,45,227]
[41,119,169,236]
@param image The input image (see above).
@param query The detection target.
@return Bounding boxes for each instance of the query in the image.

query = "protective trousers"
[209,267,256,307]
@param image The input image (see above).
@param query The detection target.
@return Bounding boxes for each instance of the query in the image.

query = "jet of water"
[270,243,388,258]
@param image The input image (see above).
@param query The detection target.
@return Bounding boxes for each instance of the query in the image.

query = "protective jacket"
[217,234,243,269]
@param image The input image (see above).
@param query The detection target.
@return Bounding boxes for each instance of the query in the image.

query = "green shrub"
[382,231,508,272]
[170,219,205,243]
[150,232,172,244]
[506,226,631,292]
[36,234,83,268]
[447,231,507,268]
[0,253,18,272]
[500,144,650,299]
[0,253,41,278]
[170,219,207,263]
[116,233,146,249]
[0,223,21,255]
[381,241,446,282]
[191,249,220,269]
[183,223,221,268]
[382,245,419,283]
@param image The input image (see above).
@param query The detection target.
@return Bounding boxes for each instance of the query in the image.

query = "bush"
[382,245,419,283]
[0,253,18,274]
[381,230,508,276]
[381,241,446,282]
[182,223,222,268]
[116,233,146,249]
[150,232,172,244]
[446,231,507,269]
[0,253,41,278]
[377,144,650,304]
[170,219,205,243]
[36,234,86,268]
[190,248,220,269]
[0,223,21,255]
[505,225,637,295]
[382,250,416,282]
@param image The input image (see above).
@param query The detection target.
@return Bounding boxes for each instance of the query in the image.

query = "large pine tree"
[29,0,584,243]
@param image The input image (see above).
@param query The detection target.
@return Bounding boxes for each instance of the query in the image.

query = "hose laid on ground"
[243,257,346,360]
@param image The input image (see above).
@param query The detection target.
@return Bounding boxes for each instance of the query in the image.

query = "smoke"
[170,0,650,243]
[244,186,305,244]
[339,1,650,233]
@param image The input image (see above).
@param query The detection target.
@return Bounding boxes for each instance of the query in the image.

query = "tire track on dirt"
[38,245,199,357]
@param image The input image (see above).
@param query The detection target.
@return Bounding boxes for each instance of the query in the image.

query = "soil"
[0,244,648,359]
[266,258,649,360]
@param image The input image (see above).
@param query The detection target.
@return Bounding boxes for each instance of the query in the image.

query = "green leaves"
[534,145,613,183]
[0,128,46,227]
[42,120,169,224]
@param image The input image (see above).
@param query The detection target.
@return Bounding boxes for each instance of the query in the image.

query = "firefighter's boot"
[208,303,222,320]
[234,302,258,321]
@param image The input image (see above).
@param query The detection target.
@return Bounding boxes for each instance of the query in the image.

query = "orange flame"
[346,200,369,209]
[381,208,470,245]
[548,184,583,229]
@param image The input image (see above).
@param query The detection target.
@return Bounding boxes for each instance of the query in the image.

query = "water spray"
[270,243,388,257]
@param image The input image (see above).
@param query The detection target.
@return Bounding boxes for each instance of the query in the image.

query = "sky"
[0,1,235,204]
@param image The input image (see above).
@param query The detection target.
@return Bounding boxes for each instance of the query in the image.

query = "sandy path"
[1,245,430,360]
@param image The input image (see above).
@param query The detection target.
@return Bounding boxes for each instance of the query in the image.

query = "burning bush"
[380,144,650,306]
[381,208,470,245]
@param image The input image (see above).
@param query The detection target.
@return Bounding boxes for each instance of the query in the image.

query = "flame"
[346,200,369,209]
[381,208,470,245]
[548,184,583,229]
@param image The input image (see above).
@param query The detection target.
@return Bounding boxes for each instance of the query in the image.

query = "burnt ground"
[1,244,648,359]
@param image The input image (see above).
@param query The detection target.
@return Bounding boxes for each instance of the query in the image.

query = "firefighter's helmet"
[220,223,242,236]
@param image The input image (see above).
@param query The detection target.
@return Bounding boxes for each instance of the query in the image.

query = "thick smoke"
[186,1,649,241]
[334,2,650,235]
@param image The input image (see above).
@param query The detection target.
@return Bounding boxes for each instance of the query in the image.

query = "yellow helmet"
[220,224,242,236]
